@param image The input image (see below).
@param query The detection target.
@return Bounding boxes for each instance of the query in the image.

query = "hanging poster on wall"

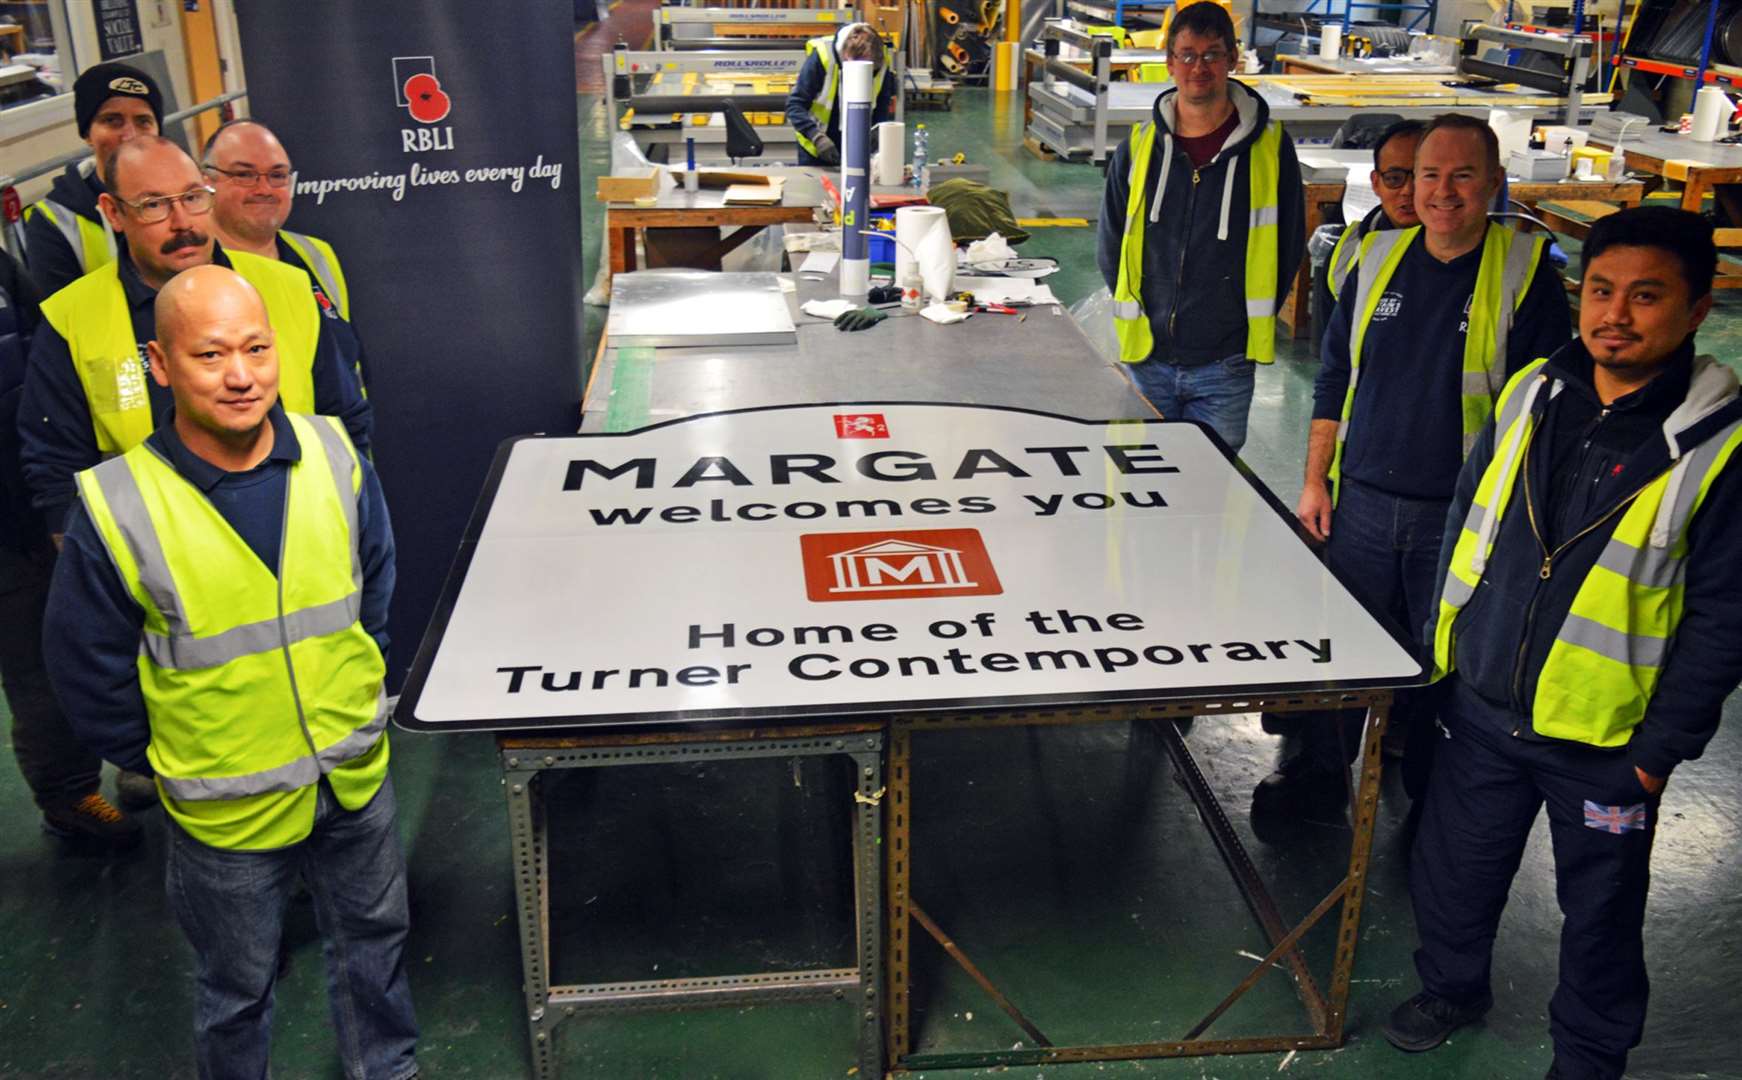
[233,0,585,687]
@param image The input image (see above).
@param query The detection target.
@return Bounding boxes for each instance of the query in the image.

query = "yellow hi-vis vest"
[1429,356,1742,747]
[1112,119,1283,365]
[1326,223,1546,503]
[1326,218,1366,302]
[796,35,887,158]
[38,251,320,455]
[280,230,350,321]
[75,412,389,850]
[24,198,116,278]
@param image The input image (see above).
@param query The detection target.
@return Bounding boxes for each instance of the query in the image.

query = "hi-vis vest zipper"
[1326,223,1546,504]
[1112,119,1283,364]
[75,412,389,850]
[1430,355,1742,747]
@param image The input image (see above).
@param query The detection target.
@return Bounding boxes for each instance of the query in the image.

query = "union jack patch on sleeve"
[1583,800,1648,834]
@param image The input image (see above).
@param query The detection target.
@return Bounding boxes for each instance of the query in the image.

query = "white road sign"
[398,404,1426,731]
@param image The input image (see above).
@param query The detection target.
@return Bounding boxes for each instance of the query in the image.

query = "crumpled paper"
[920,303,969,325]
[800,298,856,320]
[964,232,1017,266]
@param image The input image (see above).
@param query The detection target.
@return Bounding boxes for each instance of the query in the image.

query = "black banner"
[96,0,143,60]
[234,0,585,686]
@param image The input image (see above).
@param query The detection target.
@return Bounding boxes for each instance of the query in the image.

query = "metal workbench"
[584,274,1150,432]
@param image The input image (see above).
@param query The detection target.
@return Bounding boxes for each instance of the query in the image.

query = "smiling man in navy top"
[1255,114,1573,817]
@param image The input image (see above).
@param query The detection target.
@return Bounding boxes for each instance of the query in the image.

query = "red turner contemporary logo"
[393,56,455,152]
[801,529,1003,602]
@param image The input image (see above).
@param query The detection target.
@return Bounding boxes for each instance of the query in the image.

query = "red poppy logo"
[402,72,451,124]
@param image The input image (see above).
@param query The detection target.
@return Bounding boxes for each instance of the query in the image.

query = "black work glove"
[814,134,841,166]
[834,306,887,332]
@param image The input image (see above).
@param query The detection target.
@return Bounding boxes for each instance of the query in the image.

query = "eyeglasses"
[113,186,216,224]
[1377,168,1414,190]
[1168,49,1230,67]
[206,164,294,189]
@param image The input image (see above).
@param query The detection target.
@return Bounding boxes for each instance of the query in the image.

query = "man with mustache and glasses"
[203,120,354,326]
[1387,206,1742,1080]
[1253,114,1572,819]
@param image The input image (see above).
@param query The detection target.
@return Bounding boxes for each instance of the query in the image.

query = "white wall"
[1,0,223,203]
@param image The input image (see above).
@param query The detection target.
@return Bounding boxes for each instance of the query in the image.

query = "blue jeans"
[166,775,419,1080]
[1122,353,1257,454]
[1297,479,1449,791]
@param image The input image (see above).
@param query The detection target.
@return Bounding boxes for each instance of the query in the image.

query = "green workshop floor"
[4,88,1742,1080]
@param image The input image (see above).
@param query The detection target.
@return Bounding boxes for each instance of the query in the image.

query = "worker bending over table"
[1262,114,1571,816]
[41,265,418,1080]
[1096,1,1304,454]
[1387,206,1742,1080]
[786,23,896,167]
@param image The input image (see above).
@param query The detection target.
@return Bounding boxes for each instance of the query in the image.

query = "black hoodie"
[1437,338,1742,777]
[1097,80,1305,366]
[23,161,109,298]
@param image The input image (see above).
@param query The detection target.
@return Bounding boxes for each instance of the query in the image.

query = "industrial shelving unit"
[1247,0,1438,46]
[1612,0,1740,88]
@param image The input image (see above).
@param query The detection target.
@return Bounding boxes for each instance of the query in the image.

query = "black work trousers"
[1411,677,1658,1080]
[0,541,102,807]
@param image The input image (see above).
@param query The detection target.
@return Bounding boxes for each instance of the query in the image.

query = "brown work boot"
[114,768,159,810]
[41,792,144,851]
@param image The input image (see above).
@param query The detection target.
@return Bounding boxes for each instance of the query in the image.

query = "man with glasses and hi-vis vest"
[19,136,371,542]
[1253,114,1571,819]
[1385,206,1742,1080]
[1311,119,1423,337]
[785,23,896,167]
[203,119,354,324]
[22,63,163,298]
[1096,0,1304,454]
[41,264,417,1080]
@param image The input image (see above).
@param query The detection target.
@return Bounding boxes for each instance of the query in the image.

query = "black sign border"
[395,402,1431,734]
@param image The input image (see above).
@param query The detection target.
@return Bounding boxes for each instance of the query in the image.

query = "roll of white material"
[877,122,906,186]
[1319,27,1340,60]
[895,205,956,304]
[1692,86,1731,142]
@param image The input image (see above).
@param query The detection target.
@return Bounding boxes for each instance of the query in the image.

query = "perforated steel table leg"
[503,760,556,1080]
[850,746,887,1080]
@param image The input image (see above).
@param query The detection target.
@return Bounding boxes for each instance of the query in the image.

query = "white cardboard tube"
[877,121,905,186]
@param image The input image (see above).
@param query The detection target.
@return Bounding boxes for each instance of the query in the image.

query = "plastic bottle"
[912,124,929,189]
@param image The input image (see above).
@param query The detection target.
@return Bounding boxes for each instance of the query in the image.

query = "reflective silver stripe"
[89,456,187,632]
[1112,298,1143,320]
[1440,568,1476,608]
[301,415,363,588]
[156,690,389,802]
[31,201,92,273]
[1595,536,1684,591]
[1462,369,1496,397]
[1664,415,1742,538]
[1246,298,1275,318]
[1487,233,1542,396]
[1462,430,1479,456]
[282,231,343,312]
[1336,419,1349,439]
[142,591,362,670]
[1558,613,1670,669]
[1249,204,1279,228]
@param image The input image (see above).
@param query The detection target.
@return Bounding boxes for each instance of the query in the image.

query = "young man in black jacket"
[1096,1,1304,454]
[1385,207,1742,1080]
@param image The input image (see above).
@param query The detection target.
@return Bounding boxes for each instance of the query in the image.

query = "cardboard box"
[596,168,661,202]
